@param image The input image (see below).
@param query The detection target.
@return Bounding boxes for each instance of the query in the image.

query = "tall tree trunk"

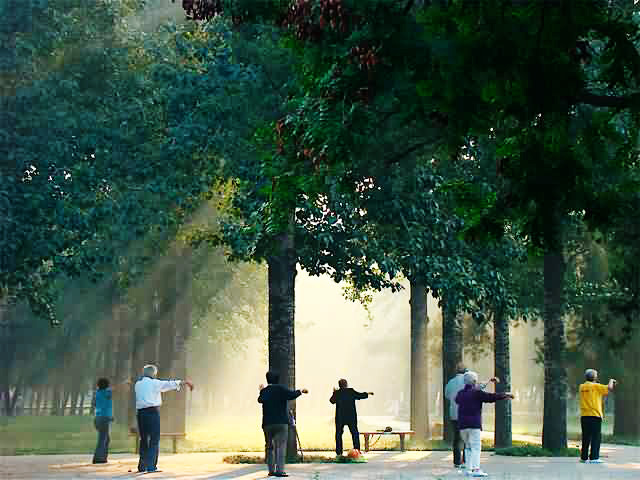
[113,303,131,425]
[410,279,430,445]
[442,302,463,442]
[493,307,512,448]
[267,230,298,461]
[542,249,568,451]
[129,325,144,429]
[161,248,191,435]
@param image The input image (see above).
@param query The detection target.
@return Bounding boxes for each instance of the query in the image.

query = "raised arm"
[330,389,337,404]
[608,379,617,392]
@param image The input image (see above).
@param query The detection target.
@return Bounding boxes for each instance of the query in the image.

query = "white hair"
[143,364,158,377]
[463,371,478,385]
[585,369,597,381]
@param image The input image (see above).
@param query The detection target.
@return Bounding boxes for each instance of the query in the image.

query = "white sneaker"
[471,470,488,477]
[580,459,589,464]
[590,459,604,464]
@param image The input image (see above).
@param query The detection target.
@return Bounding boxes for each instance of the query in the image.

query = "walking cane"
[288,409,304,462]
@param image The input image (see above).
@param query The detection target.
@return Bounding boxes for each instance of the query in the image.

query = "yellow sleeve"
[597,384,610,395]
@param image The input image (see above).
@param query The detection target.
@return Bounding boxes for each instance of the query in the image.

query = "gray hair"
[143,364,158,377]
[585,369,597,381]
[463,371,478,385]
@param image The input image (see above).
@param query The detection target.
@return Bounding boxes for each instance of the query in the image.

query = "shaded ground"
[2,444,639,480]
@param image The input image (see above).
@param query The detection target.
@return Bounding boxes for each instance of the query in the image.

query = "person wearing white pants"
[459,428,482,473]
[456,371,514,477]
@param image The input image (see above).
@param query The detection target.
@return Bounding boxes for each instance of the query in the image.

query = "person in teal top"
[93,378,113,464]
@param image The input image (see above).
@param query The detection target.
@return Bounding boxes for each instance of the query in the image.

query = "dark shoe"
[267,473,275,477]
[92,460,107,464]
[146,469,162,473]
[274,473,289,477]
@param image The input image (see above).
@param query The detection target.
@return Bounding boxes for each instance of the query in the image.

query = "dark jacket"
[258,384,301,426]
[330,387,368,424]
[455,384,509,430]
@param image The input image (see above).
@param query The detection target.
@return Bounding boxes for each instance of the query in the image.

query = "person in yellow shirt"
[578,369,617,464]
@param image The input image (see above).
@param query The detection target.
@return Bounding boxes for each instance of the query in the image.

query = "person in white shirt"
[444,364,497,469]
[134,364,193,473]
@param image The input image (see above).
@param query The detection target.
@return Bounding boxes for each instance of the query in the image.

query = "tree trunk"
[442,302,463,442]
[410,279,430,445]
[161,248,191,436]
[267,229,298,461]
[493,307,512,448]
[541,250,568,451]
[113,303,131,425]
[129,326,144,429]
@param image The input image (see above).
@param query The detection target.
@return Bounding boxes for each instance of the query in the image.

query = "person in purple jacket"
[455,371,514,477]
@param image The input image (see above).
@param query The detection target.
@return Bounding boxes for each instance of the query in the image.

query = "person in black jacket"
[329,379,373,456]
[258,371,308,477]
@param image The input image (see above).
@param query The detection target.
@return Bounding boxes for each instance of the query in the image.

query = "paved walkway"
[2,445,639,480]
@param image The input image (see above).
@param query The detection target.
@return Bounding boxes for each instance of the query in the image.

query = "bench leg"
[173,437,177,454]
[400,434,405,451]
[134,437,139,454]
[364,434,370,452]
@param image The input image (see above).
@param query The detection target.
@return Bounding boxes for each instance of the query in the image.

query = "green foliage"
[1,1,219,319]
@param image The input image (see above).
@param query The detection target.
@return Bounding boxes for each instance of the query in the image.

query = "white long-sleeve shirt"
[135,376,182,410]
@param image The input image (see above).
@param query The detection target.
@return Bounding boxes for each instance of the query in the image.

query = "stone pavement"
[1,445,639,480]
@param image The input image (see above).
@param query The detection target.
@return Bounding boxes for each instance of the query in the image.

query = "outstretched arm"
[479,390,513,403]
[155,379,184,393]
[354,390,370,400]
[286,388,306,400]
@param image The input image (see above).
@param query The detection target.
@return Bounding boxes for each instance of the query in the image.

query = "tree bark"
[541,249,568,451]
[442,302,463,442]
[410,279,430,445]
[113,303,131,425]
[129,325,144,429]
[493,307,512,448]
[267,229,298,461]
[160,248,191,435]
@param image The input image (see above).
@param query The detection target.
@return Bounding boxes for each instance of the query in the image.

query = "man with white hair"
[579,369,617,464]
[134,364,194,473]
[455,371,514,477]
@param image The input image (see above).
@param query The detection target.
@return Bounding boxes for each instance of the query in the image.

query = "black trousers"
[581,416,602,461]
[452,420,466,466]
[336,422,360,455]
[137,408,161,472]
[92,416,111,463]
